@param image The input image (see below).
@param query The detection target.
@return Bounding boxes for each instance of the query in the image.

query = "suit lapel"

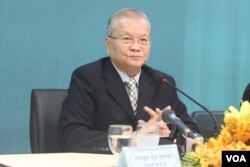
[102,60,136,122]
[136,70,155,120]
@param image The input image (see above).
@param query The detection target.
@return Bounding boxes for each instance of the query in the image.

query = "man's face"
[105,17,151,76]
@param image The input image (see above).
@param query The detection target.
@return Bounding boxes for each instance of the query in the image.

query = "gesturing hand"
[138,106,171,137]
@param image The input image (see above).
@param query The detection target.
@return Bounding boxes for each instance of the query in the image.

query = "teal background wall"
[0,0,249,153]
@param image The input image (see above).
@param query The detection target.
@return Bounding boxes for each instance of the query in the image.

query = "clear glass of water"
[108,124,133,155]
[136,123,160,147]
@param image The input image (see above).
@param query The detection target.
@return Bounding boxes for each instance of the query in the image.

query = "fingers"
[160,129,171,137]
[141,106,172,137]
[157,120,170,137]
[144,106,172,123]
[162,106,171,111]
[143,106,158,118]
[146,106,171,115]
[158,120,168,129]
[155,108,162,115]
[138,120,146,124]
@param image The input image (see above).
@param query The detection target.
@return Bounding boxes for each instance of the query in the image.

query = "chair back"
[192,111,225,139]
[30,89,67,153]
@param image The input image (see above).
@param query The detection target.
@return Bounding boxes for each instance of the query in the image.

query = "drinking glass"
[136,123,160,147]
[108,124,133,155]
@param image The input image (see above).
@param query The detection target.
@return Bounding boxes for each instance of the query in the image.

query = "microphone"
[154,73,218,137]
[162,108,197,139]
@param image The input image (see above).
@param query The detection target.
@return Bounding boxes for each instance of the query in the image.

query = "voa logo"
[226,155,246,163]
[222,151,250,166]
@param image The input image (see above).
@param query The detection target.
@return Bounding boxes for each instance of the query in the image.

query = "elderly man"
[58,8,198,154]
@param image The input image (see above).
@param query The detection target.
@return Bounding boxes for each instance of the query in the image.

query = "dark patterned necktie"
[124,78,137,115]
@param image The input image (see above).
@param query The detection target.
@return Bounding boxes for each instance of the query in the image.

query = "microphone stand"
[168,125,177,141]
[163,79,218,137]
[168,125,186,157]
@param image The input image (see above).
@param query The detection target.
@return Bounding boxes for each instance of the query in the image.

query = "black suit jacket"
[242,83,250,102]
[58,57,199,153]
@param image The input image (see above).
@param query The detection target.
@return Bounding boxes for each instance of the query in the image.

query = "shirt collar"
[111,61,141,85]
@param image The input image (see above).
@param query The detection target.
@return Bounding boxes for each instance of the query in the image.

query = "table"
[0,153,118,167]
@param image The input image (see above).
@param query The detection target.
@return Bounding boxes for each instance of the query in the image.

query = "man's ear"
[105,37,111,50]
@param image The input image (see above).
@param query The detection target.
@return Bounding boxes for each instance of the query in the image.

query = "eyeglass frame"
[108,35,151,48]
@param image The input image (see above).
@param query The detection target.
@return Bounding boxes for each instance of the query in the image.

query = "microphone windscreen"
[162,109,176,123]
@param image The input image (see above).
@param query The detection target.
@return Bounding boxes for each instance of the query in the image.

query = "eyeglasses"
[108,35,150,47]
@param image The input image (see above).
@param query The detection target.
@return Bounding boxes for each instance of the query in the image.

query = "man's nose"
[130,40,141,51]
